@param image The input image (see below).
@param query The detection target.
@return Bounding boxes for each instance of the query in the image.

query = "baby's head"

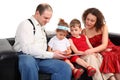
[69,19,82,37]
[56,19,69,40]
[70,18,81,28]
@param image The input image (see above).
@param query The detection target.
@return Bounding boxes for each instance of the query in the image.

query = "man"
[13,3,71,80]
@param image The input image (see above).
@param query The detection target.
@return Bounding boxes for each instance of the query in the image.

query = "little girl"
[48,19,84,80]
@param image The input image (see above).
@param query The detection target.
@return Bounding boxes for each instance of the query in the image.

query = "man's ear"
[36,11,40,15]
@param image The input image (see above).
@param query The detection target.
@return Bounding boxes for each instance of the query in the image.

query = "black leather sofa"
[0,33,120,80]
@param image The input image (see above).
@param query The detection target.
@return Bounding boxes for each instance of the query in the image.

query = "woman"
[82,7,120,80]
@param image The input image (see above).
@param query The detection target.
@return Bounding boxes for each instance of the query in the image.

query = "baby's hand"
[53,50,61,54]
[63,53,71,56]
[65,50,70,54]
[62,50,71,56]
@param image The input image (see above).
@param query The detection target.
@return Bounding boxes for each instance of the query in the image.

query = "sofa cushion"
[0,39,13,52]
[0,39,16,60]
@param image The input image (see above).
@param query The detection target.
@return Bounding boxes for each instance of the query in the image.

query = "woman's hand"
[84,49,94,55]
[105,48,112,52]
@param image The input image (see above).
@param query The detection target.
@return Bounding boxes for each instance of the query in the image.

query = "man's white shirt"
[13,16,54,59]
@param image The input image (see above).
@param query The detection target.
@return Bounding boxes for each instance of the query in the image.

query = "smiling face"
[85,13,97,29]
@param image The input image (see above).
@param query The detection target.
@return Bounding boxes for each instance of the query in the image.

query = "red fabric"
[70,35,89,51]
[70,35,89,62]
[63,58,68,61]
[89,34,120,73]
[70,56,79,62]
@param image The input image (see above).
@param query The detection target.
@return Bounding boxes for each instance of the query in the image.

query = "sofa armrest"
[0,51,17,60]
[109,33,120,46]
[0,51,19,80]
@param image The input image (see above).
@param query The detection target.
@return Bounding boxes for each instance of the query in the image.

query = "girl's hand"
[63,50,69,54]
[53,52,67,59]
[62,50,71,56]
[53,50,62,54]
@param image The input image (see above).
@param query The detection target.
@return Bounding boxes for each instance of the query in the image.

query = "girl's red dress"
[70,35,89,62]
[89,34,120,73]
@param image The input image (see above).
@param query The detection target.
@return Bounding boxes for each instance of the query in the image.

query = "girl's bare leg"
[108,75,116,80]
[115,73,120,80]
[76,58,89,68]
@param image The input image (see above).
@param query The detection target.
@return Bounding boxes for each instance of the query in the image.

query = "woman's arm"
[85,25,109,53]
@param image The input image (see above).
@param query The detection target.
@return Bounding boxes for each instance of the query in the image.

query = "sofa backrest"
[7,33,120,47]
[7,38,15,46]
[109,33,120,46]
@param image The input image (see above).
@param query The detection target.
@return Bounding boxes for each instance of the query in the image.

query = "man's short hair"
[36,3,53,15]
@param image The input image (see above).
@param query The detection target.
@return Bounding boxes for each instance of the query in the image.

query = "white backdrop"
[0,0,120,38]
